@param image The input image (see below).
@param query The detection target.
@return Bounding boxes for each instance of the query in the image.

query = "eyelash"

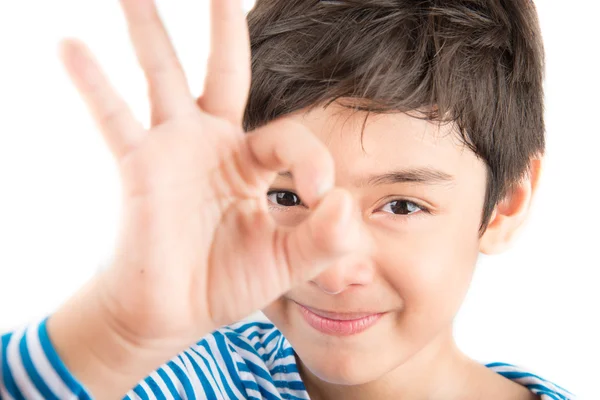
[266,190,430,216]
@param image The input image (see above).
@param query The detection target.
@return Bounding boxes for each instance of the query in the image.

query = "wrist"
[47,276,178,399]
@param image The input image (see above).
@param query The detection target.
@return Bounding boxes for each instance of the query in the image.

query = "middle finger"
[120,0,194,125]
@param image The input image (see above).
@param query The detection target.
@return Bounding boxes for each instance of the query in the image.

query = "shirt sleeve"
[1,317,92,400]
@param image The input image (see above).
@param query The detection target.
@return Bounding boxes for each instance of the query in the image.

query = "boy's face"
[262,101,489,384]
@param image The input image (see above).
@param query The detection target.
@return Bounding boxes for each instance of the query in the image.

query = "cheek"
[269,208,309,228]
[379,221,480,334]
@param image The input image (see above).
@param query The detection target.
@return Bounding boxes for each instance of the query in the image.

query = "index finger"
[197,0,252,126]
[246,118,335,208]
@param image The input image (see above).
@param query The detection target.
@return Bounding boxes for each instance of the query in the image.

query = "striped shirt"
[1,318,575,399]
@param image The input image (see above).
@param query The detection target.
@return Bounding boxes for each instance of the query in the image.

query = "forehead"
[290,102,485,181]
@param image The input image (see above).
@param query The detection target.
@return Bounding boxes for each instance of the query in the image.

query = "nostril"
[310,279,346,295]
[321,287,344,295]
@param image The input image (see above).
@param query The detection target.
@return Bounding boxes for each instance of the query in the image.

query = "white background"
[0,1,598,398]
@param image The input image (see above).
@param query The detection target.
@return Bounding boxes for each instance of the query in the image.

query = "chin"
[263,296,410,383]
[281,314,403,386]
[298,350,387,385]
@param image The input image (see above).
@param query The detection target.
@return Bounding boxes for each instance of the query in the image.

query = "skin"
[44,0,541,398]
[263,106,541,399]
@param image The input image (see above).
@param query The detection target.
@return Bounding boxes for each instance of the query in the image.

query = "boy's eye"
[381,200,423,215]
[267,191,304,207]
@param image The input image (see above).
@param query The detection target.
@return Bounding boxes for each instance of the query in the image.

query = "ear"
[480,158,543,255]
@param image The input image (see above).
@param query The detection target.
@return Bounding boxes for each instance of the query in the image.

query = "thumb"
[277,188,360,286]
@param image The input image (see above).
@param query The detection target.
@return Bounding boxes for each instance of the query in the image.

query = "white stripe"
[268,339,294,369]
[512,375,572,398]
[169,355,197,397]
[261,333,280,364]
[225,323,273,340]
[189,345,230,398]
[270,353,295,366]
[148,370,175,400]
[231,354,259,391]
[228,344,280,397]
[244,387,262,399]
[137,380,154,399]
[228,343,267,373]
[203,336,246,400]
[488,364,573,398]
[6,326,44,399]
[182,349,225,399]
[0,342,15,400]
[236,325,279,357]
[25,320,74,399]
[0,339,11,400]
[250,372,280,398]
[161,364,185,396]
[0,387,15,400]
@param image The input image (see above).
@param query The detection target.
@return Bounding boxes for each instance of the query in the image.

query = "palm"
[60,0,356,348]
[109,113,280,338]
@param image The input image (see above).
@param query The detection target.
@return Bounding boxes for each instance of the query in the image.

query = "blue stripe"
[261,330,280,349]
[1,332,25,400]
[156,367,181,399]
[261,332,282,362]
[237,360,280,400]
[270,364,299,375]
[38,318,92,399]
[278,346,296,358]
[527,385,562,399]
[188,346,228,398]
[487,364,573,396]
[490,365,549,384]
[133,384,151,400]
[241,379,260,392]
[226,335,262,359]
[240,378,280,400]
[143,376,167,400]
[485,361,515,368]
[182,352,218,400]
[18,331,59,400]
[167,360,196,400]
[239,358,273,384]
[280,393,307,400]
[214,332,247,396]
[274,379,305,390]
[196,341,240,399]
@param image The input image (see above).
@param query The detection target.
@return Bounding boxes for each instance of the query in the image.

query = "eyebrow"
[277,167,454,187]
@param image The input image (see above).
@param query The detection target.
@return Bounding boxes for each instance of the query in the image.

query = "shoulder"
[485,362,576,400]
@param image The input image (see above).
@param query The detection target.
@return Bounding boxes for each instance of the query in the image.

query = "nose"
[310,232,375,295]
[310,200,376,295]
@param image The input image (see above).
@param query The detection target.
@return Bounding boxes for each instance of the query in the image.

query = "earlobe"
[479,159,543,255]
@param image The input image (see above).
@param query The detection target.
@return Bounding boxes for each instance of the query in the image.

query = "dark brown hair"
[243,0,545,232]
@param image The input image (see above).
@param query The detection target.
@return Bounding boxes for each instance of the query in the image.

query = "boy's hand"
[48,0,358,396]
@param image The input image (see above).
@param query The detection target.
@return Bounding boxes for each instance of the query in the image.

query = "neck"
[297,328,538,400]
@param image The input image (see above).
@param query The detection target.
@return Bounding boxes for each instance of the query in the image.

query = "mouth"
[293,301,386,336]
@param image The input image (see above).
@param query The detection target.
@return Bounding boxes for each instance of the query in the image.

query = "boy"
[0,0,575,398]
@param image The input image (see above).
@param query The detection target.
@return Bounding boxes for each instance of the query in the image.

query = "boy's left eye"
[380,200,424,215]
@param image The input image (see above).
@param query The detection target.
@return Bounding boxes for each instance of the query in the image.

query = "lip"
[294,301,385,336]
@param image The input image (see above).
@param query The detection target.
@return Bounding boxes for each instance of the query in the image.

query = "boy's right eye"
[267,190,304,207]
